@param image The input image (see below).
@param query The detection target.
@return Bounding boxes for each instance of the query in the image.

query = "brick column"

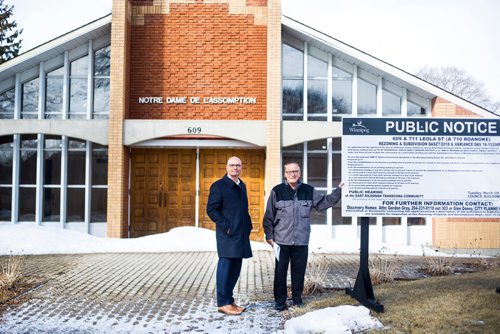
[265,0,282,199]
[107,0,132,238]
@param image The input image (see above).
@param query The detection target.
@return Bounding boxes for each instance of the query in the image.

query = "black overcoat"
[206,174,253,259]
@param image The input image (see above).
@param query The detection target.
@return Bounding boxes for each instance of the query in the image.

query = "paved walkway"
[0,251,422,333]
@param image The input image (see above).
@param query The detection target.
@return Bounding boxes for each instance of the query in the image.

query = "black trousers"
[274,244,308,305]
[216,257,242,307]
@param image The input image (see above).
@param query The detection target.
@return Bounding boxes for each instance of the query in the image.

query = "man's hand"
[266,239,274,247]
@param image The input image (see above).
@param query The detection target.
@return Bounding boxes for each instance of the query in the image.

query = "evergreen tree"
[0,0,22,64]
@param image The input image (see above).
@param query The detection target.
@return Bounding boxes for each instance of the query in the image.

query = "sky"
[10,0,500,102]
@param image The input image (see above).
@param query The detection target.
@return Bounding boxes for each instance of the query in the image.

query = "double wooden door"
[130,148,265,240]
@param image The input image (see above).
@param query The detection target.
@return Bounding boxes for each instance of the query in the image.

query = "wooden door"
[130,149,196,237]
[199,149,265,241]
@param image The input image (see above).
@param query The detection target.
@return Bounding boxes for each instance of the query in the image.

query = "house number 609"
[187,127,202,134]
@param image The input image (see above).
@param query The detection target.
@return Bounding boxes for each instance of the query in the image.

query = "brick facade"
[128,0,268,120]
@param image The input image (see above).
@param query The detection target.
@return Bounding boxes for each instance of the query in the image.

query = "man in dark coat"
[206,156,253,315]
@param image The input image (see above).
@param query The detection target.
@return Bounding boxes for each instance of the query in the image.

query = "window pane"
[308,54,327,78]
[382,90,401,115]
[333,67,351,78]
[92,146,108,185]
[69,78,88,118]
[0,136,13,184]
[22,78,39,119]
[0,187,11,221]
[71,56,88,76]
[308,140,327,188]
[21,134,38,148]
[283,43,303,77]
[91,188,107,222]
[357,79,376,115]
[68,150,86,185]
[332,80,352,116]
[94,46,110,76]
[44,150,61,185]
[408,101,426,117]
[69,138,86,149]
[0,88,15,119]
[45,67,64,117]
[93,78,109,114]
[67,188,85,222]
[307,79,327,120]
[43,188,60,222]
[20,150,37,184]
[283,143,303,171]
[332,207,351,225]
[283,79,303,120]
[18,187,36,221]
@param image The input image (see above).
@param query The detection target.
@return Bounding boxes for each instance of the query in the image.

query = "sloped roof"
[0,14,111,81]
[282,15,497,118]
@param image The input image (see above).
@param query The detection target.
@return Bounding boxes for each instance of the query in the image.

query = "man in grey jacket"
[262,161,343,311]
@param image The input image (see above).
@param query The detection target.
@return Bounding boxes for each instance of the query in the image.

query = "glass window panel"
[357,217,377,225]
[332,153,342,186]
[332,80,352,116]
[68,150,86,185]
[69,138,86,149]
[408,217,426,226]
[308,54,327,78]
[283,43,303,77]
[20,150,37,185]
[45,67,64,116]
[71,56,88,76]
[93,78,109,114]
[308,139,327,151]
[0,88,15,118]
[307,155,327,188]
[408,101,426,117]
[91,188,107,222]
[69,78,88,118]
[332,137,341,151]
[94,46,110,76]
[383,217,401,226]
[282,144,304,174]
[18,187,36,221]
[67,188,85,222]
[0,187,11,221]
[21,78,39,119]
[92,147,108,186]
[43,188,60,222]
[311,190,326,225]
[307,79,327,120]
[44,150,61,185]
[382,90,401,115]
[45,135,62,149]
[21,134,38,148]
[332,207,351,225]
[282,79,303,120]
[0,136,13,184]
[333,67,352,78]
[357,79,376,115]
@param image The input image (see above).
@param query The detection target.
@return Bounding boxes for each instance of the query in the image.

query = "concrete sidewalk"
[0,251,401,333]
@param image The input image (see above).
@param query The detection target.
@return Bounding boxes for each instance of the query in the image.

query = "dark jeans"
[274,244,308,305]
[216,257,242,307]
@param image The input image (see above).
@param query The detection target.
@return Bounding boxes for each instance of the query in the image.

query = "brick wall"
[129,1,268,120]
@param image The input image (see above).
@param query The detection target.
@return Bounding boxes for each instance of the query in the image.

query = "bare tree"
[416,66,498,114]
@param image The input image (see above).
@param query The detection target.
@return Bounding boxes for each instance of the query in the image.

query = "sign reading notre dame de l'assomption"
[341,117,500,218]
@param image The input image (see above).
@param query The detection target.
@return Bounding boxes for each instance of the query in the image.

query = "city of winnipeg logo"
[348,120,370,134]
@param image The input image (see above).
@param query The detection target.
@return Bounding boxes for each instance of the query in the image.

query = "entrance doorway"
[130,148,265,240]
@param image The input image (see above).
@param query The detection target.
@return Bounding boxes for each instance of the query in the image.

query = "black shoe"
[274,303,288,311]
[293,299,303,307]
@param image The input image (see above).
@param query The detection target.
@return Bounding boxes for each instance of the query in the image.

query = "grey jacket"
[262,181,341,246]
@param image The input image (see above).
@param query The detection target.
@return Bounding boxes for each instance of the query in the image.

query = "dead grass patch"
[369,249,401,285]
[303,254,329,295]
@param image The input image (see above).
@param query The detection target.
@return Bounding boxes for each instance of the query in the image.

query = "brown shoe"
[231,302,245,313]
[217,304,242,315]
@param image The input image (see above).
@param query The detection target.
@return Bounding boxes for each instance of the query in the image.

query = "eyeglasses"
[285,170,300,175]
[228,164,242,168]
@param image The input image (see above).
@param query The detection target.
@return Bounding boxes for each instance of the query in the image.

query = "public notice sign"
[341,117,500,217]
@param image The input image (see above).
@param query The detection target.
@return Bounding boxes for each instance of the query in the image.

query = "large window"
[0,88,15,119]
[43,136,62,222]
[282,43,304,120]
[382,90,401,116]
[408,101,426,117]
[0,136,13,221]
[67,139,86,222]
[357,78,376,115]
[91,143,108,222]
[19,135,37,221]
[93,46,110,119]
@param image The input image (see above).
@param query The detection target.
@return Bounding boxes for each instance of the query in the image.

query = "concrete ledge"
[282,121,342,146]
